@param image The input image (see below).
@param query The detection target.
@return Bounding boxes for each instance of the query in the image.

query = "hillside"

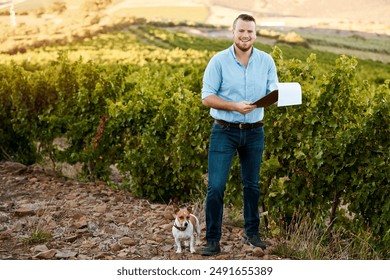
[0,1,389,83]
[1,0,389,34]
[1,0,389,63]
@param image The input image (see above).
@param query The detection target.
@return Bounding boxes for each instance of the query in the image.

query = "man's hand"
[235,101,257,115]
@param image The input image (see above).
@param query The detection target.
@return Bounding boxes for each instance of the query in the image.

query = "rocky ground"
[0,161,280,260]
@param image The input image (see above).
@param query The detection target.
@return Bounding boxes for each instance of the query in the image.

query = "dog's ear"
[174,207,181,215]
[172,200,179,214]
[187,206,193,214]
[173,203,181,215]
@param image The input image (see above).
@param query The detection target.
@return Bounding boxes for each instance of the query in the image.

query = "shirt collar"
[229,44,255,63]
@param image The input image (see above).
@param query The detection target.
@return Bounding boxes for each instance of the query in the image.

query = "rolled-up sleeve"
[202,55,222,100]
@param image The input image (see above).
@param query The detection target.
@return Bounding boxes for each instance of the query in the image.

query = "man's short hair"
[233,14,256,30]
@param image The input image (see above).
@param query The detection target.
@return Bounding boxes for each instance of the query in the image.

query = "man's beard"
[235,42,252,52]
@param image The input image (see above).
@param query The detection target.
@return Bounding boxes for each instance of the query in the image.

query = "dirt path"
[0,161,280,260]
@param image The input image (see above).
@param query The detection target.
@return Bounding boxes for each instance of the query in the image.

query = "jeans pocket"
[210,124,234,153]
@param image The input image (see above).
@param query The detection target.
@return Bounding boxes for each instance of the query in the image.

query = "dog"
[172,205,201,253]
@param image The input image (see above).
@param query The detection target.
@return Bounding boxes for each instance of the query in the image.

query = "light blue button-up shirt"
[202,45,278,123]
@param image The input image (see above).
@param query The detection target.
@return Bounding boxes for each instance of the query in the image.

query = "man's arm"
[202,94,256,115]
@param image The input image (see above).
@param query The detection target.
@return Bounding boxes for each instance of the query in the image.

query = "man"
[201,14,279,256]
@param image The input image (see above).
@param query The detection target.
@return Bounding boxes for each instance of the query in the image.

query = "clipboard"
[251,90,278,108]
[251,82,302,108]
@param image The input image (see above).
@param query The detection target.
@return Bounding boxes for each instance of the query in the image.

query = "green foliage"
[138,25,231,51]
[347,80,390,253]
[262,48,389,255]
[108,66,210,202]
[24,229,52,245]
[0,63,42,164]
[0,25,389,257]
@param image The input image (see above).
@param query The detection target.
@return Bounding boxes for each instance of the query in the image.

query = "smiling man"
[201,14,279,256]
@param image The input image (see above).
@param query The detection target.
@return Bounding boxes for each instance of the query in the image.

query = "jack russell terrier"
[172,205,201,253]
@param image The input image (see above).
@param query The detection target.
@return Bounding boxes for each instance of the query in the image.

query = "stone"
[15,176,27,182]
[34,249,57,259]
[29,178,39,183]
[0,203,10,211]
[2,162,26,173]
[159,223,172,231]
[77,254,90,260]
[117,251,128,258]
[95,205,107,213]
[64,235,79,243]
[55,250,78,259]
[223,245,233,253]
[74,217,88,229]
[32,245,49,253]
[163,211,174,220]
[119,237,137,246]
[110,243,121,252]
[14,207,35,216]
[0,213,8,223]
[161,244,173,252]
[253,247,265,257]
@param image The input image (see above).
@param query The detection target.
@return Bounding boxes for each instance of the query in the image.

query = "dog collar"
[173,222,187,231]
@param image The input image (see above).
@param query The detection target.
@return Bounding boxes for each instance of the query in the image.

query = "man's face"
[233,19,256,52]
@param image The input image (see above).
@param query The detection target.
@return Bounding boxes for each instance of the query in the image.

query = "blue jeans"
[205,123,264,242]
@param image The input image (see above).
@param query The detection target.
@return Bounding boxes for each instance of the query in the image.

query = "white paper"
[276,82,302,107]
